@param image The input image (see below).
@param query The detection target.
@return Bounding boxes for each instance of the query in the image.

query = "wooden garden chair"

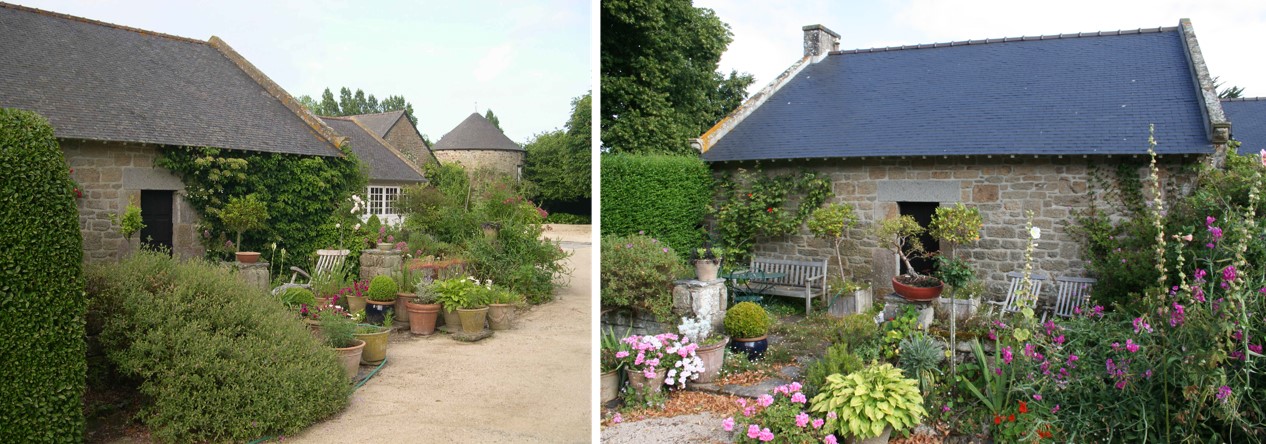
[271,249,350,295]
[985,271,1047,318]
[1045,276,1096,321]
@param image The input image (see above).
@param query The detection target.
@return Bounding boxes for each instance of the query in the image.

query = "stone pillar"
[881,293,934,329]
[672,278,728,332]
[236,261,270,292]
[360,248,402,280]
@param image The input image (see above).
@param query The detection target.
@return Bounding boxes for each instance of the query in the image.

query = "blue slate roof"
[705,28,1213,162]
[1222,98,1266,152]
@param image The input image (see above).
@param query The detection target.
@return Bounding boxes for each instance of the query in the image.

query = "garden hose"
[247,357,389,444]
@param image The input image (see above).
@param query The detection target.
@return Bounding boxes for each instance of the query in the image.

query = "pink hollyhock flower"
[796,412,810,428]
[722,417,734,431]
[758,394,774,407]
[747,424,762,439]
[1002,346,1013,365]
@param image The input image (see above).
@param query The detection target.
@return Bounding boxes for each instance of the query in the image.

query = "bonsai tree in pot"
[218,193,269,263]
[809,363,928,444]
[723,302,771,361]
[876,215,941,301]
[364,275,398,326]
[928,203,983,372]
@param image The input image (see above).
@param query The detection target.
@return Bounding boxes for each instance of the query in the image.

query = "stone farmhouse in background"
[320,115,426,225]
[431,112,526,180]
[697,20,1234,296]
[0,3,427,261]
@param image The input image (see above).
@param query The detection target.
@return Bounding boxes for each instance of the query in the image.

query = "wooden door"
[140,190,173,253]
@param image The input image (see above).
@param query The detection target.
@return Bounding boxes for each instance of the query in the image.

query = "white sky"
[695,0,1266,98]
[15,0,592,144]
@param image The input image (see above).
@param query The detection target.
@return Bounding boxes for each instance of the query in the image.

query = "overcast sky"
[695,0,1266,99]
[16,0,592,144]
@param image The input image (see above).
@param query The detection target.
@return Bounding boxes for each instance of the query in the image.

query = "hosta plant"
[809,363,927,439]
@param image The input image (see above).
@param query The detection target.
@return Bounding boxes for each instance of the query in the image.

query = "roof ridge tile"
[0,1,203,44]
[830,25,1179,55]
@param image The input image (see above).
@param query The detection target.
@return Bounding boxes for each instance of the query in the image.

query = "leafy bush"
[465,210,569,304]
[810,363,927,439]
[320,312,358,348]
[544,212,590,224]
[715,168,833,262]
[87,251,350,442]
[724,302,771,339]
[803,343,863,397]
[0,108,86,442]
[278,287,316,309]
[600,234,690,322]
[600,154,712,257]
[366,275,398,302]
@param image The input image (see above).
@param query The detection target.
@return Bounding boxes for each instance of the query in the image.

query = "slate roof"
[320,117,424,183]
[705,27,1213,162]
[353,110,408,138]
[432,112,523,151]
[0,3,343,157]
[1222,98,1266,152]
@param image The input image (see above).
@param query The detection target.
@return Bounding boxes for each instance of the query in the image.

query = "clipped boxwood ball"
[367,275,398,302]
[724,302,771,339]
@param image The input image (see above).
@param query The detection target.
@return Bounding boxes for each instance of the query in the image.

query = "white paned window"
[365,186,401,218]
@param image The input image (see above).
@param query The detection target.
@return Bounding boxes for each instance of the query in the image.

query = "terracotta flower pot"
[693,337,729,383]
[891,276,944,302]
[394,292,413,327]
[488,303,515,330]
[235,251,261,263]
[405,300,441,335]
[600,369,620,404]
[694,259,721,281]
[346,295,367,314]
[334,339,365,381]
[353,325,390,365]
[441,306,461,331]
[456,307,488,334]
[626,367,666,393]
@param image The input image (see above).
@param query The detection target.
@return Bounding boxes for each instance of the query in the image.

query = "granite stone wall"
[434,149,524,180]
[383,120,436,166]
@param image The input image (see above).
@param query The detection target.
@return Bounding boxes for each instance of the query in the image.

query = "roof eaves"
[698,55,815,153]
[349,118,426,182]
[207,36,347,157]
[1222,97,1266,102]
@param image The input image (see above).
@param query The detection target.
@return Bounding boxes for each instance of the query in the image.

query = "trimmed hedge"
[87,252,351,442]
[0,109,86,442]
[600,154,712,256]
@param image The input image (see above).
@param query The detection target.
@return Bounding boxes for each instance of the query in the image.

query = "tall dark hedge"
[0,109,86,441]
[600,153,713,255]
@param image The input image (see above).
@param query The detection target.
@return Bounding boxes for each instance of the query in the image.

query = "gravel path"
[287,225,593,443]
[601,413,732,443]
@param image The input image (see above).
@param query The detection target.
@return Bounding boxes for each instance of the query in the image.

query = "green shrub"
[803,343,863,398]
[465,206,569,304]
[320,313,357,348]
[600,154,712,257]
[600,234,690,322]
[0,108,86,442]
[366,275,398,302]
[87,251,350,442]
[278,287,316,309]
[544,212,590,224]
[724,302,771,339]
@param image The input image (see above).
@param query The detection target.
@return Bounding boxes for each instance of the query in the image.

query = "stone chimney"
[802,24,840,58]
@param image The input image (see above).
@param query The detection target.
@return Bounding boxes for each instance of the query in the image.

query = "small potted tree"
[219,194,269,263]
[724,302,771,361]
[809,363,928,444]
[691,243,723,281]
[928,203,983,374]
[364,275,397,326]
[807,202,871,314]
[876,215,942,301]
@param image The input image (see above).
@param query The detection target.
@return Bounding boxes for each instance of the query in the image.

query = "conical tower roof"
[432,112,522,151]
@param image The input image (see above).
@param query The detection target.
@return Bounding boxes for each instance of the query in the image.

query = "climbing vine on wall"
[156,145,367,267]
[714,167,833,262]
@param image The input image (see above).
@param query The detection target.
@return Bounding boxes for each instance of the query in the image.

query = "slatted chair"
[271,249,351,295]
[733,257,828,314]
[1047,276,1096,320]
[985,271,1047,318]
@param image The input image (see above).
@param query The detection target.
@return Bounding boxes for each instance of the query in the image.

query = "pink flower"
[825,435,839,444]
[789,382,803,392]
[1052,404,1061,413]
[736,398,747,407]
[1033,393,1043,401]
[1125,339,1139,353]
[722,417,734,431]
[744,406,755,417]
[812,418,824,429]
[827,411,837,420]
[615,351,629,359]
[1217,385,1232,402]
[747,424,762,439]
[612,413,622,424]
[758,428,774,441]
[791,392,807,404]
[758,394,774,407]
[795,412,810,428]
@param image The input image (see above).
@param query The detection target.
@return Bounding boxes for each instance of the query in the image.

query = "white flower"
[1031,227,1041,239]
[335,223,341,229]
[351,195,363,203]
[353,223,361,231]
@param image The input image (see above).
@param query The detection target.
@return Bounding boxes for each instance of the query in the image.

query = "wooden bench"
[732,257,828,314]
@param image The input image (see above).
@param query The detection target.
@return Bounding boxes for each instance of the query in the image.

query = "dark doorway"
[898,202,939,276]
[140,190,174,253]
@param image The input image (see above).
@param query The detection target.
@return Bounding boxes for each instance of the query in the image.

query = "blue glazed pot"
[365,300,393,325]
[728,335,768,361]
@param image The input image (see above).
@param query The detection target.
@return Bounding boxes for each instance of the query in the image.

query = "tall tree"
[1214,76,1246,99]
[484,109,502,131]
[525,92,592,206]
[300,87,420,129]
[319,88,339,116]
[601,0,753,155]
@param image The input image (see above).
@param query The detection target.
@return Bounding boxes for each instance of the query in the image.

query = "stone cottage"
[342,110,438,168]
[1222,98,1265,150]
[319,116,426,225]
[0,3,348,261]
[697,20,1232,296]
[432,112,525,180]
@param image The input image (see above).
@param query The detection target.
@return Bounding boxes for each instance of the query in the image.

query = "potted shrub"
[827,278,873,317]
[405,279,441,336]
[691,243,723,281]
[109,198,145,253]
[928,202,983,366]
[724,302,771,361]
[219,193,269,263]
[337,279,369,314]
[486,285,522,330]
[809,363,928,444]
[876,215,942,301]
[599,327,630,405]
[433,276,479,332]
[321,310,364,381]
[354,311,392,366]
[365,275,397,326]
[678,314,727,383]
[455,279,491,334]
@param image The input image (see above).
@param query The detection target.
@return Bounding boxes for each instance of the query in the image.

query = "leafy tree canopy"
[524,92,591,203]
[297,87,419,127]
[601,0,754,155]
[484,109,502,131]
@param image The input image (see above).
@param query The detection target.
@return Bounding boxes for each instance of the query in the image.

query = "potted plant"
[876,215,942,301]
[724,302,771,361]
[455,278,491,334]
[809,363,927,444]
[109,198,145,253]
[392,265,419,329]
[691,243,723,281]
[364,275,397,326]
[320,309,364,381]
[678,314,727,383]
[376,225,395,251]
[928,202,983,372]
[619,334,672,397]
[337,279,369,314]
[599,327,631,404]
[807,202,860,287]
[485,285,521,330]
[219,193,269,263]
[432,276,479,332]
[827,278,873,317]
[353,312,392,366]
[405,278,441,335]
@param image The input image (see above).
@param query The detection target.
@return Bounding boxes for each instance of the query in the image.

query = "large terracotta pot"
[693,337,729,383]
[441,306,462,331]
[346,295,367,314]
[600,369,621,404]
[353,324,390,365]
[626,368,667,393]
[728,335,768,361]
[333,339,365,381]
[394,292,413,327]
[235,252,261,263]
[405,300,441,335]
[457,307,489,334]
[891,276,943,302]
[694,259,721,281]
[488,303,515,330]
